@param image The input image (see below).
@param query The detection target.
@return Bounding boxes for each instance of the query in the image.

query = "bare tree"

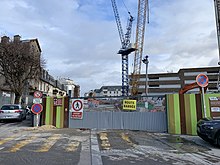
[0,36,45,104]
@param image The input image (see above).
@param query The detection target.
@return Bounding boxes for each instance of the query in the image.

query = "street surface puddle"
[160,135,209,153]
[165,136,184,143]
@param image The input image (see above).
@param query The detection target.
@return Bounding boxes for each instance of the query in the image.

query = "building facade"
[86,86,122,97]
[58,78,80,98]
[0,35,68,106]
[134,66,220,95]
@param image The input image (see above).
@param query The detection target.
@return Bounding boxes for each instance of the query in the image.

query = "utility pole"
[142,55,149,95]
[214,0,220,63]
[213,0,220,91]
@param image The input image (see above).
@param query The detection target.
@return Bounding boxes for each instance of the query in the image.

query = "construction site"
[108,0,220,97]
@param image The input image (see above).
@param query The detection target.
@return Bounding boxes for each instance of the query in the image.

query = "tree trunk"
[14,93,21,104]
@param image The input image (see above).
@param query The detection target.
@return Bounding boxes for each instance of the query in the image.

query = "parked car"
[0,104,26,121]
[197,117,220,146]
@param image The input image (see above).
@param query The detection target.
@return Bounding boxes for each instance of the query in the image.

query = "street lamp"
[142,55,149,95]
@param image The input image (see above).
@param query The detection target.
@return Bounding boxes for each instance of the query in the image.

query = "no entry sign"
[31,103,43,115]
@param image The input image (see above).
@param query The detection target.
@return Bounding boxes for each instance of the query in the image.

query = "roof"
[22,38,42,52]
[100,85,122,91]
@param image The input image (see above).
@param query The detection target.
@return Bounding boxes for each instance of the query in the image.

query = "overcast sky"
[0,0,218,95]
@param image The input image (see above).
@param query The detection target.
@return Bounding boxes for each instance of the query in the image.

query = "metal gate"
[69,96,167,132]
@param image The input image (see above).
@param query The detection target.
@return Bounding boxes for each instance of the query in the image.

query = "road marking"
[99,132,110,150]
[120,133,135,146]
[35,134,61,152]
[8,136,37,152]
[78,138,91,165]
[0,136,16,145]
[91,130,103,165]
[65,141,80,152]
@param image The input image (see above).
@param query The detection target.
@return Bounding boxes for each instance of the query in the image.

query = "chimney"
[14,35,21,43]
[1,36,10,43]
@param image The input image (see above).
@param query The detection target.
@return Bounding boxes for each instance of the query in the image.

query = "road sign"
[72,99,83,111]
[54,98,63,106]
[71,112,83,119]
[33,98,42,104]
[123,99,137,110]
[71,99,84,119]
[196,74,209,88]
[196,73,208,118]
[34,91,43,98]
[31,103,43,115]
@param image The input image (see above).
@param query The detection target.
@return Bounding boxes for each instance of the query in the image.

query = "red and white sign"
[196,74,209,88]
[71,99,84,119]
[71,112,83,119]
[54,98,63,106]
[31,103,43,115]
[72,99,83,111]
[34,91,43,98]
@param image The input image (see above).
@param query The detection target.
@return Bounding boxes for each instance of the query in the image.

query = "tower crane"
[111,0,135,96]
[131,0,149,96]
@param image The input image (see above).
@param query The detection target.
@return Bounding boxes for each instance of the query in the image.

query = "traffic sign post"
[33,91,43,127]
[196,74,209,118]
[71,99,84,119]
[31,103,43,127]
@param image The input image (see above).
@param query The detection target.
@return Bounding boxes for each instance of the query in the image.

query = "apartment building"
[0,35,68,105]
[86,86,122,97]
[40,69,67,97]
[134,66,220,95]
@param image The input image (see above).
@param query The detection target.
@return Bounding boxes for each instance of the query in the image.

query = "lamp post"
[142,55,149,95]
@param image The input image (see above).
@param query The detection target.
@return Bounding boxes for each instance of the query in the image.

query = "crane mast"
[111,0,135,96]
[131,0,148,95]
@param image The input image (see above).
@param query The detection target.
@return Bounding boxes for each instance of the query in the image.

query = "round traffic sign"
[72,100,83,111]
[34,91,43,98]
[31,103,43,114]
[196,74,209,87]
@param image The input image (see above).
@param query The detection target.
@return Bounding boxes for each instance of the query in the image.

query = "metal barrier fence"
[69,96,167,132]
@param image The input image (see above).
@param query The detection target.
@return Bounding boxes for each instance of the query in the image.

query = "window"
[184,72,206,76]
[159,77,180,81]
[1,105,20,110]
[149,85,159,87]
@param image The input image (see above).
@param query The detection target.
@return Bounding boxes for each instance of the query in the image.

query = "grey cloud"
[0,0,219,95]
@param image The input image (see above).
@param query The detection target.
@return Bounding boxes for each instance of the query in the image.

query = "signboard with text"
[54,98,63,106]
[209,97,220,112]
[33,98,42,104]
[123,99,137,110]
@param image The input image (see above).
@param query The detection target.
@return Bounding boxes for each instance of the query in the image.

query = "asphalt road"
[94,130,220,165]
[0,116,219,165]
